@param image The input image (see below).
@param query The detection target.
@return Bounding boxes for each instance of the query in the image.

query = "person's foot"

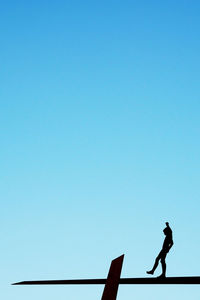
[157,274,166,278]
[146,270,154,275]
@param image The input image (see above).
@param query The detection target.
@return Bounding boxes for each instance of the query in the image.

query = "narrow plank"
[12,277,200,285]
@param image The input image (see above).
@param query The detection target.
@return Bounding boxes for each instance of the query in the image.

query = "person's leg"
[151,255,160,273]
[160,253,167,277]
[160,258,166,276]
[147,252,161,275]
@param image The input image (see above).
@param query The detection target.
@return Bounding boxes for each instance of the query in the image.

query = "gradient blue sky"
[1,1,200,299]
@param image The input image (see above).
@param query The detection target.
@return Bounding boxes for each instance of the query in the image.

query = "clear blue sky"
[1,1,200,299]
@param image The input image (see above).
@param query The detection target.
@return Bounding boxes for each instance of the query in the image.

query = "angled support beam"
[101,254,124,300]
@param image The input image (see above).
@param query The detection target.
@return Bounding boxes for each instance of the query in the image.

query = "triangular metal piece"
[101,255,124,300]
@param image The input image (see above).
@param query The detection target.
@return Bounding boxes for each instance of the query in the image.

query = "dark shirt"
[162,234,173,252]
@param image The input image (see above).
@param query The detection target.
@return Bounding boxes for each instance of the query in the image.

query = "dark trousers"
[152,250,167,275]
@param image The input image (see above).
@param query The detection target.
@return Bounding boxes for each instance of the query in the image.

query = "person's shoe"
[157,274,166,278]
[146,270,154,275]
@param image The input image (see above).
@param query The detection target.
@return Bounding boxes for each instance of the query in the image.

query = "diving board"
[13,277,200,285]
[12,255,200,300]
[13,276,200,285]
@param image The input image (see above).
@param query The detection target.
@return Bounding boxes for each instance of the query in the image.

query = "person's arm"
[168,240,174,251]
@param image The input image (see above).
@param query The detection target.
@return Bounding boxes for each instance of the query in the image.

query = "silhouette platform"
[12,255,200,300]
[13,276,200,285]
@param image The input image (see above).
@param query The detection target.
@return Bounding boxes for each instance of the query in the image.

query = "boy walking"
[146,222,173,278]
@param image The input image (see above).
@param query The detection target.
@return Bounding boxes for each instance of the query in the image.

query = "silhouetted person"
[146,222,173,278]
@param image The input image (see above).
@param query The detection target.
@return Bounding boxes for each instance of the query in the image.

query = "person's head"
[163,222,172,236]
